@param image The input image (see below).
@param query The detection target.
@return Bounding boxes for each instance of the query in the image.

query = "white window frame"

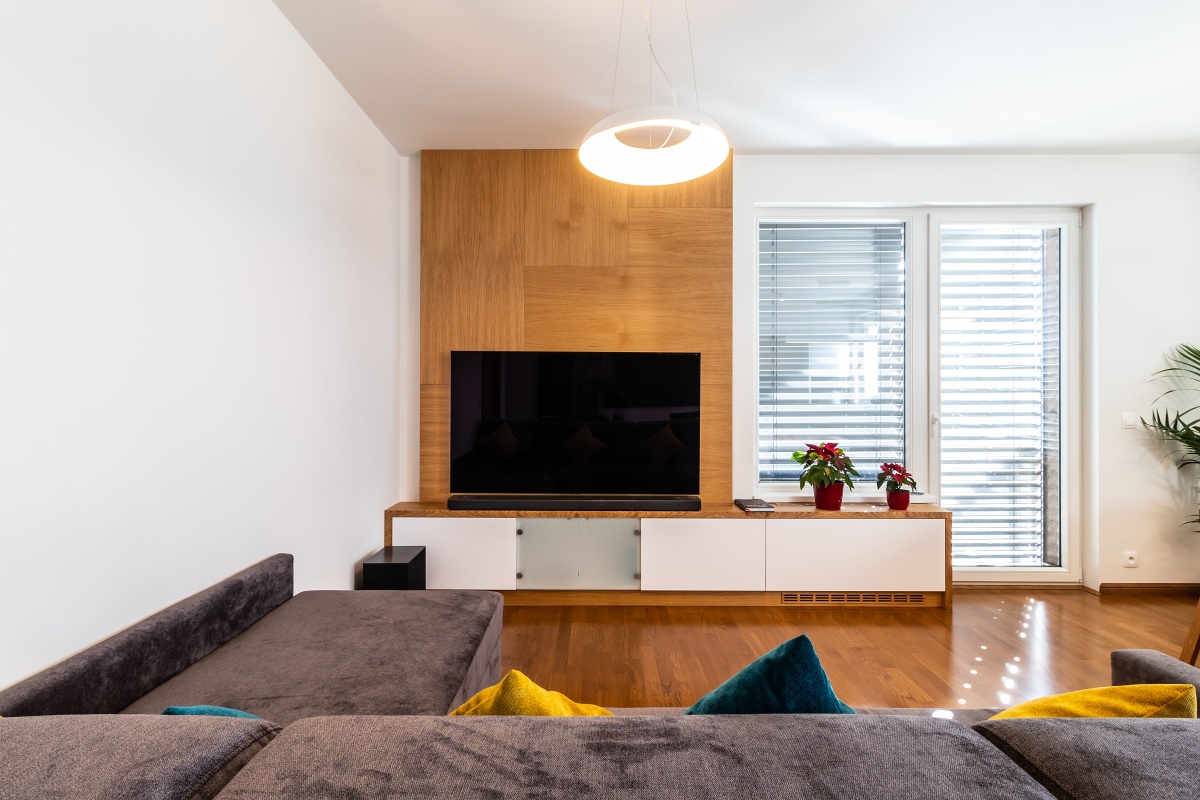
[930,209,1081,584]
[741,205,1081,583]
[753,208,928,505]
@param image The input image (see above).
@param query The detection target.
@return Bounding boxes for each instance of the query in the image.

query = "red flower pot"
[887,490,911,511]
[813,482,844,511]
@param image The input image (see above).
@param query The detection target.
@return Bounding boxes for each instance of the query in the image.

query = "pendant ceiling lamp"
[580,0,728,186]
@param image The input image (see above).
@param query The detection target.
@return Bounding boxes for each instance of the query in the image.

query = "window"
[753,209,1076,575]
[758,221,906,484]
[937,225,1061,567]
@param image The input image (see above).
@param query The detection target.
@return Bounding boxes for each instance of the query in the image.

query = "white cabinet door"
[640,518,765,591]
[765,518,945,591]
[391,518,516,590]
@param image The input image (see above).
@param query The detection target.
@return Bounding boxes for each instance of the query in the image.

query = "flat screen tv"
[450,351,701,496]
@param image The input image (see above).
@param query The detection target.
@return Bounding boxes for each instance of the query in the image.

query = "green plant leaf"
[1146,344,1200,528]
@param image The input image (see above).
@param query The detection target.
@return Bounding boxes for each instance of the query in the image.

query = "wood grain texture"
[420,151,525,384]
[1182,598,1200,665]
[700,384,731,502]
[417,148,732,503]
[628,152,732,208]
[1098,583,1200,596]
[418,385,450,503]
[945,516,954,610]
[522,264,731,384]
[524,150,628,267]
[500,590,944,607]
[628,208,732,267]
[500,590,1198,709]
[386,502,953,520]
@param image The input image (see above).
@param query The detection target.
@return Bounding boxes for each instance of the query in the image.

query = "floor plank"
[500,589,1196,710]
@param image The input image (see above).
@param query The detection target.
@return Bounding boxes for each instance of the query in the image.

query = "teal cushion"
[161,705,261,719]
[685,634,856,715]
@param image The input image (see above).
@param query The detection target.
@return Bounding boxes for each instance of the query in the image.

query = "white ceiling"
[272,0,1200,155]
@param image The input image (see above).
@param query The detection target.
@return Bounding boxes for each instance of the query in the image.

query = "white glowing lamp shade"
[579,105,729,186]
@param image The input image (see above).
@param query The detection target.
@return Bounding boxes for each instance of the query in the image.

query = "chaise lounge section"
[0,553,504,799]
[0,553,504,725]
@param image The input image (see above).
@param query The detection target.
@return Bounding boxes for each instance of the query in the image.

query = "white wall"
[0,1,402,688]
[396,156,421,502]
[734,155,1200,590]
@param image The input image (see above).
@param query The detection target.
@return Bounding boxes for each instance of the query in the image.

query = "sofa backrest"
[0,553,293,716]
[214,714,1059,800]
[1111,649,1200,696]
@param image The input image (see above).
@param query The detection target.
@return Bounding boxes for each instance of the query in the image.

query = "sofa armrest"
[0,554,293,716]
[1111,649,1200,694]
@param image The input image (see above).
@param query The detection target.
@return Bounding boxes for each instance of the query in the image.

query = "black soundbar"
[447,494,701,512]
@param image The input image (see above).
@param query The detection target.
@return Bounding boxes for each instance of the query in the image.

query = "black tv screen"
[450,351,701,495]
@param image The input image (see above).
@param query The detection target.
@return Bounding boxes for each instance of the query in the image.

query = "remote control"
[734,498,776,512]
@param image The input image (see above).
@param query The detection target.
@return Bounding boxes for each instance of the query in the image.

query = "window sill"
[756,489,939,505]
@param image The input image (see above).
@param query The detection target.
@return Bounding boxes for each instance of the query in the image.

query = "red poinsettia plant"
[792,442,860,489]
[876,462,917,493]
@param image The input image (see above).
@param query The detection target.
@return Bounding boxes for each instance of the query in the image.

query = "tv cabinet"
[385,502,953,608]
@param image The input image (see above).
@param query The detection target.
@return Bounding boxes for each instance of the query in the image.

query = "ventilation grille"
[781,592,926,605]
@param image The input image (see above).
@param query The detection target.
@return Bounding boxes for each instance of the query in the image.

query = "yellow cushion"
[990,684,1197,720]
[449,670,613,717]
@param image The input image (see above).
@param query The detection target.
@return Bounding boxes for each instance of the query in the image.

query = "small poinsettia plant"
[876,462,917,493]
[792,442,860,489]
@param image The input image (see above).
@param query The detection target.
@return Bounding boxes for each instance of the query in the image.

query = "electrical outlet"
[1122,551,1139,568]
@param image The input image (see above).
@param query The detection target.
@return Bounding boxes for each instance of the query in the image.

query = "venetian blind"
[939,225,1061,567]
[758,221,906,484]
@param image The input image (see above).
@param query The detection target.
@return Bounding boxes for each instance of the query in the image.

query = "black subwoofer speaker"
[362,546,427,590]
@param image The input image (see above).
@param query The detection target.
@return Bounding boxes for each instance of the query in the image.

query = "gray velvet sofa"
[0,553,503,799]
[2,553,1199,799]
[208,649,1200,800]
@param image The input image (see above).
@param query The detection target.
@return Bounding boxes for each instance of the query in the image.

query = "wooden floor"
[500,589,1197,710]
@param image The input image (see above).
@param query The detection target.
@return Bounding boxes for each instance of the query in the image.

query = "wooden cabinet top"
[385,502,950,520]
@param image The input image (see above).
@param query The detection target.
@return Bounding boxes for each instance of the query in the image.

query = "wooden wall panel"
[700,384,733,501]
[420,151,525,384]
[523,264,730,385]
[629,208,733,267]
[525,151,628,267]
[419,149,733,505]
[419,385,450,502]
[628,152,732,208]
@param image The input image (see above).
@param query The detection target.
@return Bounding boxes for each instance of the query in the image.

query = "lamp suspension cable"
[641,0,678,149]
[609,0,624,114]
[579,0,728,186]
[642,0,677,107]
[683,0,699,110]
